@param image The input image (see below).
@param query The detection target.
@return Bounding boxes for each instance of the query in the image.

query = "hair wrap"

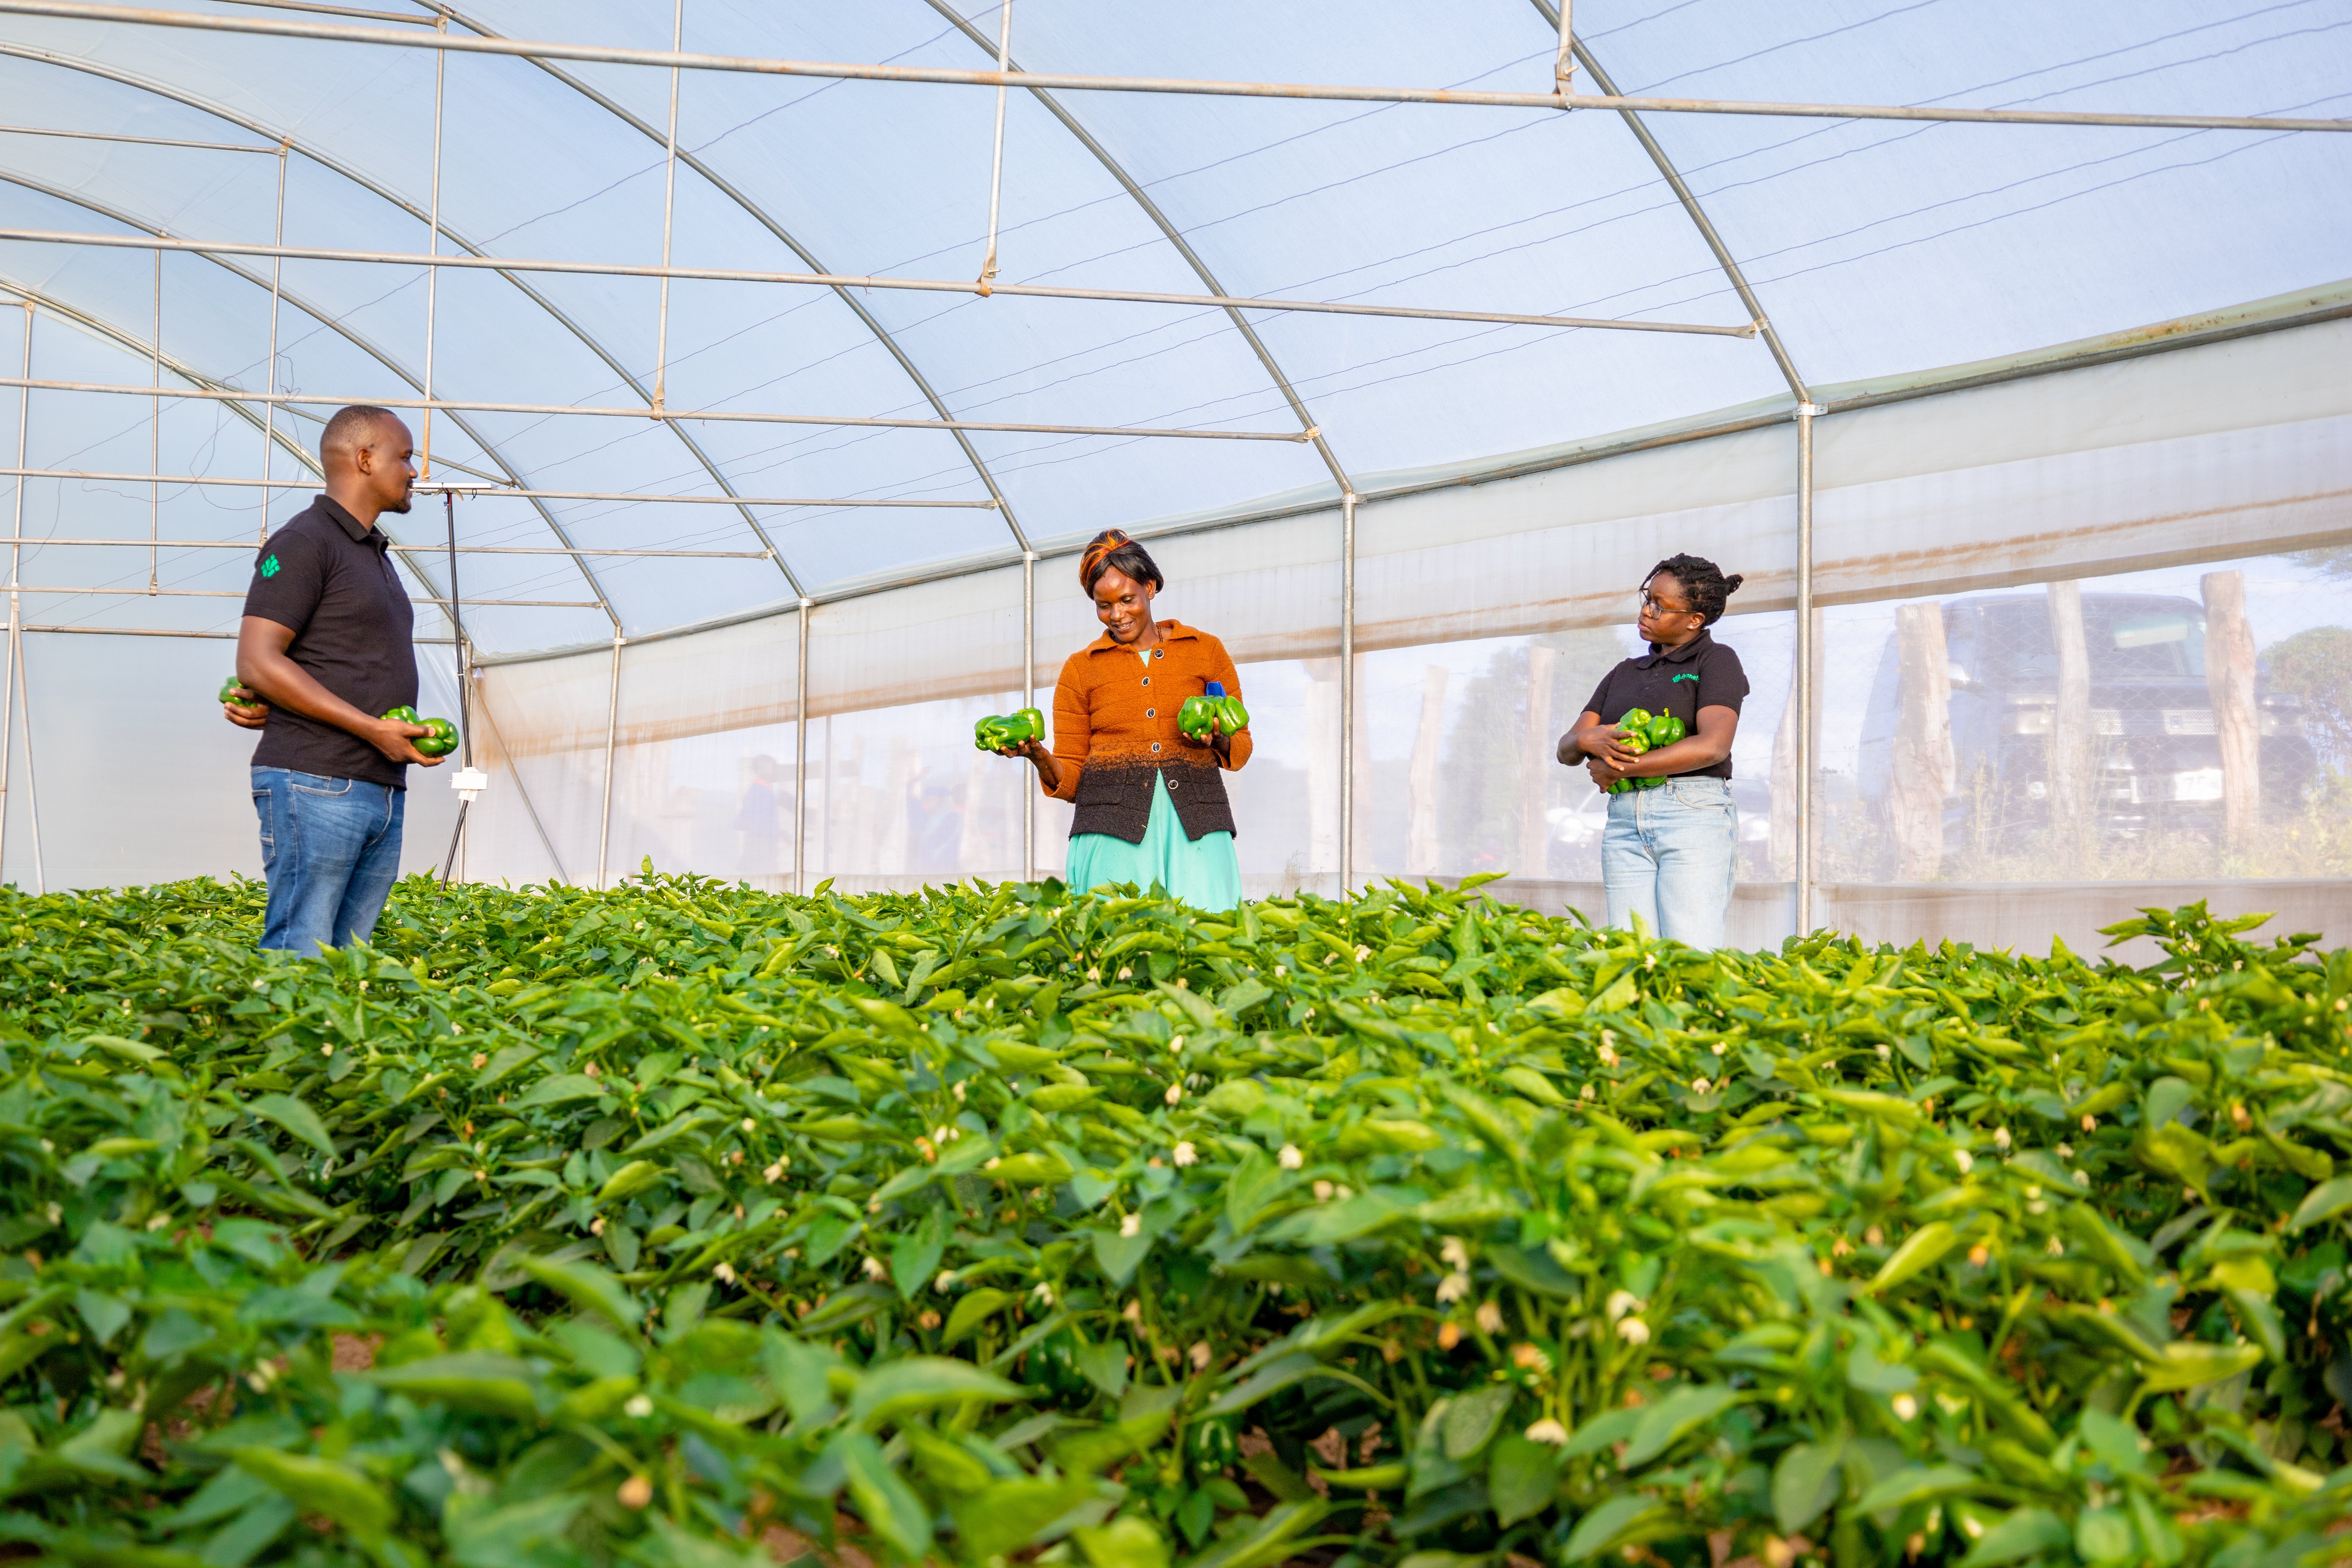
[1078,528,1165,595]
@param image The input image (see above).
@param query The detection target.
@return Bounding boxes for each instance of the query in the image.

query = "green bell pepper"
[415,718,459,758]
[219,675,250,705]
[1178,695,1219,740]
[382,705,421,726]
[973,707,1044,752]
[1605,708,1686,792]
[1217,695,1249,733]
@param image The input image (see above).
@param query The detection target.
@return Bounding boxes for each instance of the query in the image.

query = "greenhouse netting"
[0,0,2347,955]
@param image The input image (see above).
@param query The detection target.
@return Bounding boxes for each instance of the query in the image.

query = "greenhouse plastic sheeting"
[0,0,2345,950]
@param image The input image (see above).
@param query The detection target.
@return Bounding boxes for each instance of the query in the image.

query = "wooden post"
[1890,602,1954,881]
[2202,570,2260,852]
[1519,645,1558,882]
[2046,580,2093,854]
[1406,663,1449,876]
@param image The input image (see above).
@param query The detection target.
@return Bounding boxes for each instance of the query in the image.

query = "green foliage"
[0,871,2348,1568]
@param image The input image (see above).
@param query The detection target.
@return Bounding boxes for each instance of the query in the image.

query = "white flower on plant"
[1597,1044,1619,1067]
[1032,1283,1055,1306]
[623,1395,654,1418]
[741,1118,755,1133]
[1605,1289,1642,1320]
[1525,1419,1570,1445]
[1189,1341,1212,1371]
[1891,1393,1919,1422]
[1312,1181,1334,1202]
[953,1081,966,1102]
[1170,1035,1185,1054]
[936,1271,956,1292]
[1436,1271,1471,1304]
[2056,1142,2074,1159]
[1440,1237,1471,1271]
[1120,1212,1142,1239]
[1166,1083,1184,1106]
[1616,1317,1651,1345]
[1953,1150,1974,1174]
[861,1256,888,1281]
[2046,1236,2066,1257]
[1692,1078,1712,1095]
[934,1125,952,1143]
[713,1262,737,1285]
[1117,966,1133,980]
[1475,1301,1504,1335]
[1993,1127,2012,1151]
[1354,945,1370,962]
[1173,1142,1197,1167]
[1278,1145,1303,1169]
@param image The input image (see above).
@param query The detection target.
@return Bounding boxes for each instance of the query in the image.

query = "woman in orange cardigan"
[994,530,1249,910]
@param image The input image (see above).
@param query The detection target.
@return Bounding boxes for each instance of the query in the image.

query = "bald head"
[319,405,415,524]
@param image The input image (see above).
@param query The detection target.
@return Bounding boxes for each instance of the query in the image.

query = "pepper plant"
[0,870,2346,1568]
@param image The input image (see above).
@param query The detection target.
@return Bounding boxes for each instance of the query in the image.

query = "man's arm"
[235,616,441,767]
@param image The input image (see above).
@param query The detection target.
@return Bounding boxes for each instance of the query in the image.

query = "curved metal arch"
[0,164,625,629]
[1524,0,1810,400]
[0,39,804,602]
[422,2,1035,555]
[0,275,319,479]
[917,0,1354,498]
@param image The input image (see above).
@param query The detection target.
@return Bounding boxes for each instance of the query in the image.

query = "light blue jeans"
[1602,775,1738,949]
[252,767,405,957]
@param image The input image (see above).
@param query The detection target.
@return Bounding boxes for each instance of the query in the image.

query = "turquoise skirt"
[1064,772,1241,911]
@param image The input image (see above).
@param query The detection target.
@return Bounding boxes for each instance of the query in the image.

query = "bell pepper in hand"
[415,718,459,758]
[1178,695,1219,740]
[1217,695,1249,733]
[973,707,1044,752]
[219,675,251,705]
[1606,708,1686,792]
[383,705,421,726]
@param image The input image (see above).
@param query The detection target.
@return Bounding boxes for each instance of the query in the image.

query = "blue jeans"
[252,767,405,956]
[1602,775,1737,949]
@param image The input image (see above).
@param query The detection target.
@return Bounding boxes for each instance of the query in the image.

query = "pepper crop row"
[1,869,2348,1568]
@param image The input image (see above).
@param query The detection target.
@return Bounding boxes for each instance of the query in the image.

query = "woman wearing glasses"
[1557,554,1748,948]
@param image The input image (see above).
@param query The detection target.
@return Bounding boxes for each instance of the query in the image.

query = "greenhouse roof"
[0,0,2346,657]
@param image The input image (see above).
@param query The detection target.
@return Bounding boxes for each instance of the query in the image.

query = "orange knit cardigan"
[1041,621,1251,843]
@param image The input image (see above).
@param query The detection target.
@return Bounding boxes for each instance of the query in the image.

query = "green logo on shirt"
[260,554,280,578]
[1672,671,1698,683]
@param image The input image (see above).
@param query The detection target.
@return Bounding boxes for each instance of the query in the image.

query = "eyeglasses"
[1638,589,1695,616]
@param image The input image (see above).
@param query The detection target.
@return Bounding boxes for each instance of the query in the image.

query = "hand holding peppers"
[382,706,459,758]
[1601,707,1687,793]
[218,673,268,730]
[974,707,1045,754]
[1178,682,1248,744]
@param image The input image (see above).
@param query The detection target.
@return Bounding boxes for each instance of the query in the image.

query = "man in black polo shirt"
[220,405,441,954]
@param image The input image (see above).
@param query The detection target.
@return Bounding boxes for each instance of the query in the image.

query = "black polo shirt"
[242,495,417,789]
[1582,628,1748,781]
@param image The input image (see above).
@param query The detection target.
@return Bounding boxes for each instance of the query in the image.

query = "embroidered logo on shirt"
[260,554,280,578]
[1672,671,1698,683]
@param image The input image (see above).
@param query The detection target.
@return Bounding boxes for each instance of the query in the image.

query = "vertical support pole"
[8,624,37,896]
[652,0,683,410]
[1339,490,1356,897]
[149,248,160,593]
[260,144,286,541]
[978,0,1012,289]
[444,489,470,885]
[599,634,622,890]
[1553,0,1574,92]
[0,303,26,883]
[794,597,810,896]
[1794,402,1818,936]
[1022,548,1034,882]
[420,29,445,476]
